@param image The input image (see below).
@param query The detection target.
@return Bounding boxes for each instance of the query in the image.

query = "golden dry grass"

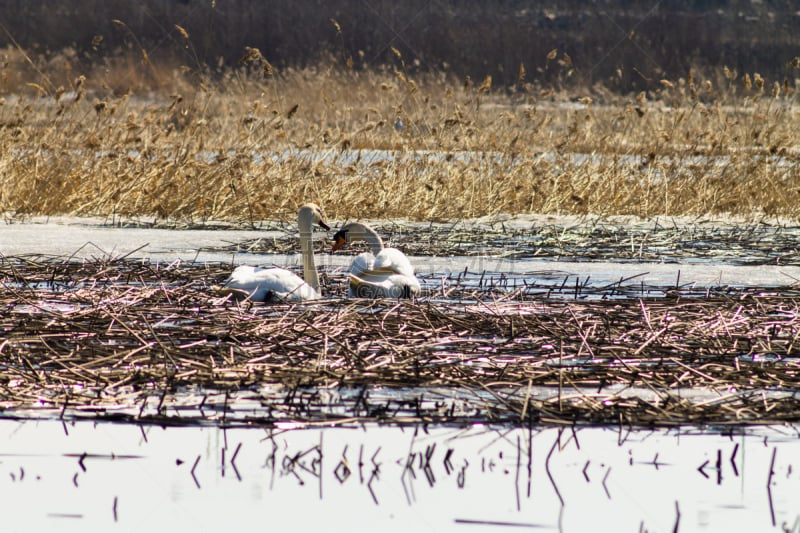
[0,54,798,223]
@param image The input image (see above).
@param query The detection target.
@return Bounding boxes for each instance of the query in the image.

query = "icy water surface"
[4,216,800,295]
[2,419,799,533]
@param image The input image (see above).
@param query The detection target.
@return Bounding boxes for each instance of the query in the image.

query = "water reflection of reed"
[3,418,791,531]
[2,255,800,426]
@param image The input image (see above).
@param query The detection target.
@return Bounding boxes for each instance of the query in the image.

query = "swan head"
[298,203,330,231]
[331,222,379,252]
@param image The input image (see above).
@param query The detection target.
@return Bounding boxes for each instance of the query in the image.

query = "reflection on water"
[1,419,798,532]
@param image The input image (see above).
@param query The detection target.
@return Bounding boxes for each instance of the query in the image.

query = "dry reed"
[0,56,797,222]
[2,255,800,427]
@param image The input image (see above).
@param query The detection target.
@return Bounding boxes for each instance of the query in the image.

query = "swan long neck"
[356,224,384,255]
[298,210,320,293]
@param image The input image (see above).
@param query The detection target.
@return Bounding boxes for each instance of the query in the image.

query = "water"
[1,419,798,532]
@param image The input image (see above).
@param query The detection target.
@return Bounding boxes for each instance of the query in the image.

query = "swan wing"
[373,248,416,278]
[346,249,419,298]
[220,265,320,302]
[349,267,421,298]
[349,252,376,278]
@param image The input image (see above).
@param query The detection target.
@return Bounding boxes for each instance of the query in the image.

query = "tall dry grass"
[0,52,798,223]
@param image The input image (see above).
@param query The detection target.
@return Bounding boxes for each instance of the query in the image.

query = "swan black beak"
[318,220,331,231]
[331,232,346,252]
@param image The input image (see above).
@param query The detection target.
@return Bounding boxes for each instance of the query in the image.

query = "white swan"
[220,204,329,302]
[331,222,420,298]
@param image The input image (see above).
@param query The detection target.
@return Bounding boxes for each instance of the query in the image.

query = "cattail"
[239,47,272,75]
[478,75,492,93]
[74,75,86,102]
[517,63,526,83]
[26,82,46,97]
[175,25,190,40]
[330,18,342,34]
[723,66,734,80]
[744,73,752,90]
[754,73,764,90]
[546,49,558,61]
[240,47,259,63]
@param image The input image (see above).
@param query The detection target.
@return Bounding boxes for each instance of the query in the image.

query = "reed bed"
[0,59,798,222]
[2,255,800,427]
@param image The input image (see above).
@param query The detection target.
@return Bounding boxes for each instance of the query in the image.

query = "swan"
[220,203,329,302]
[331,222,420,298]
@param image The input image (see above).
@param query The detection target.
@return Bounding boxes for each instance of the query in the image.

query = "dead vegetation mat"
[2,255,800,428]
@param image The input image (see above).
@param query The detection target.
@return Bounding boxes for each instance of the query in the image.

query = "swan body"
[331,222,420,298]
[222,265,320,302]
[220,204,329,302]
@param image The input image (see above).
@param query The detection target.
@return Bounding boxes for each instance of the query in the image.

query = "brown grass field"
[0,49,797,224]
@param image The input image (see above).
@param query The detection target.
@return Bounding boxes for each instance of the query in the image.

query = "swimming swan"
[220,204,329,302]
[331,222,420,298]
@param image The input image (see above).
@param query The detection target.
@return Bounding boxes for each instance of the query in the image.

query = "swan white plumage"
[220,204,329,302]
[331,222,420,298]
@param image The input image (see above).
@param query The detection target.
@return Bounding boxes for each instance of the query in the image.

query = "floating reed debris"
[2,255,800,427]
